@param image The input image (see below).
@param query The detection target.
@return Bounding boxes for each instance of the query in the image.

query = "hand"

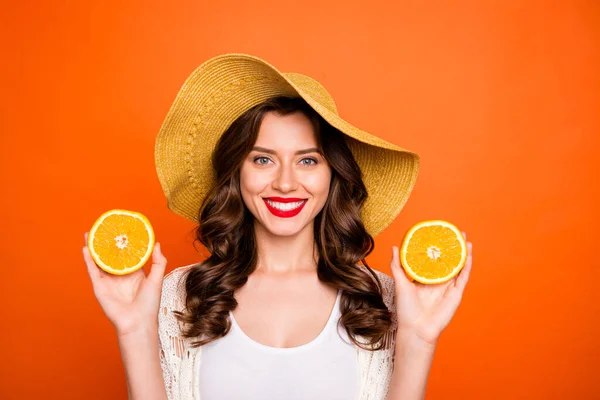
[82,232,168,336]
[390,232,473,346]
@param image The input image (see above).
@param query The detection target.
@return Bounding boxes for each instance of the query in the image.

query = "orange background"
[1,1,598,399]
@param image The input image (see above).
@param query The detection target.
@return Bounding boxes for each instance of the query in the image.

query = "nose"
[272,162,298,193]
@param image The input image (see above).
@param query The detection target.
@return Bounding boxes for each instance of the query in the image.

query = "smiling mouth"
[264,199,307,211]
[263,198,308,218]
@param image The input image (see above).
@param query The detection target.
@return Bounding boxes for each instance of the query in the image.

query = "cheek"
[240,166,270,197]
[304,169,332,197]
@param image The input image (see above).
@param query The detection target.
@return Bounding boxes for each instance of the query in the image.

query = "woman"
[83,54,473,400]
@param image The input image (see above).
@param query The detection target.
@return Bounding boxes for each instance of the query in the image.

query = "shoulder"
[160,264,196,313]
[356,265,395,306]
[163,264,194,289]
[370,268,393,287]
[370,269,395,311]
[354,266,398,355]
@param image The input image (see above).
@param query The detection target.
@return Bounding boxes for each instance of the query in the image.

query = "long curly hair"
[173,96,394,351]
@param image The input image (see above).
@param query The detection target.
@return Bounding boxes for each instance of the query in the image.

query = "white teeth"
[265,199,306,211]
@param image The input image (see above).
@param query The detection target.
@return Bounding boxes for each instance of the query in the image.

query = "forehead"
[254,111,318,148]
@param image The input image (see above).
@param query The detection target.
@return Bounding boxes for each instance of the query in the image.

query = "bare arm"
[118,324,168,400]
[386,330,437,400]
[386,237,473,400]
[82,233,170,400]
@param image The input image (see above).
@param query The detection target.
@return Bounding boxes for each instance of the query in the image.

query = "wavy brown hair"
[173,96,394,351]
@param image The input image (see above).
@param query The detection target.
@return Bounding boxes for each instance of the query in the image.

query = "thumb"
[148,242,167,285]
[390,246,412,290]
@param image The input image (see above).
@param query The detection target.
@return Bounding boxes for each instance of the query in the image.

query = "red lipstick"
[263,197,307,218]
[265,197,305,203]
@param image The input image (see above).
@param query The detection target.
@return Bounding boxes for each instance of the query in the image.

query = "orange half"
[400,220,467,284]
[87,209,155,275]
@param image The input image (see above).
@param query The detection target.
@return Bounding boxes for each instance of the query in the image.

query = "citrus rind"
[400,220,467,285]
[87,209,155,276]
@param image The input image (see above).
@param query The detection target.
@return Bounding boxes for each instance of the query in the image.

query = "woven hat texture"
[155,53,420,237]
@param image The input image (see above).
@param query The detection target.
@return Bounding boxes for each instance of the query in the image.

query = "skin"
[81,110,474,399]
[387,237,473,400]
[82,237,168,400]
[234,111,337,348]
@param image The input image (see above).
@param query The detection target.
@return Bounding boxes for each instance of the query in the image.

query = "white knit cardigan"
[158,264,398,400]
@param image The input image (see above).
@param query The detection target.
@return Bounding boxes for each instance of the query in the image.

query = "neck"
[253,220,319,275]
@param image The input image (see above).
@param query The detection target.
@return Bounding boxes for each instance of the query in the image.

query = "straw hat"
[155,53,420,237]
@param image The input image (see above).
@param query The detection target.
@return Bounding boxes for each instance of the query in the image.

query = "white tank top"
[198,289,360,400]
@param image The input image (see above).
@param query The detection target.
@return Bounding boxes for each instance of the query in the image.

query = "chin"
[257,219,312,237]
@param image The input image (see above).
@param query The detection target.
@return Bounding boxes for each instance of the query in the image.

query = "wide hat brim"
[155,53,420,237]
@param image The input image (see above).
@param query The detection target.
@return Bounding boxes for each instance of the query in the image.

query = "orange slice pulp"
[87,209,155,275]
[400,220,467,284]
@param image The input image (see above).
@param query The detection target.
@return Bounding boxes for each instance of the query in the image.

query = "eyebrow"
[251,146,322,156]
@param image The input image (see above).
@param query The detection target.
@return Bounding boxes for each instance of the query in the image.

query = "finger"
[84,232,88,245]
[148,242,168,285]
[455,252,473,290]
[462,231,467,241]
[390,246,412,289]
[82,244,109,283]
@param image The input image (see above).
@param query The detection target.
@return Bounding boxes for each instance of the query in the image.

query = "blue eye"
[254,156,271,165]
[253,156,317,166]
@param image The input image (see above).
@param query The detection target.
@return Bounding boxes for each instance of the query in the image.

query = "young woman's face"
[240,111,332,237]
